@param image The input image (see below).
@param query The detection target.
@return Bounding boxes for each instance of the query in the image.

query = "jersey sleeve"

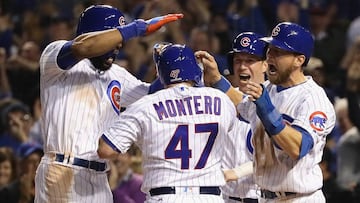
[102,100,146,153]
[40,40,69,80]
[113,64,150,107]
[292,93,336,139]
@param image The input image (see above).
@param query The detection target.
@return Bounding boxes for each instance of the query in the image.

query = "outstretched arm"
[58,14,183,69]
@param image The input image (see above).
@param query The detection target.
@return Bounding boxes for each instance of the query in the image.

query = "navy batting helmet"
[227,32,267,74]
[76,5,126,36]
[260,22,314,66]
[154,44,203,86]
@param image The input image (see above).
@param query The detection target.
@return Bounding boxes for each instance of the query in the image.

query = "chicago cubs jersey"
[39,40,150,161]
[221,119,259,200]
[237,77,336,193]
[102,84,237,193]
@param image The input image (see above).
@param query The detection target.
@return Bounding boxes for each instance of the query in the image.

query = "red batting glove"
[145,13,184,35]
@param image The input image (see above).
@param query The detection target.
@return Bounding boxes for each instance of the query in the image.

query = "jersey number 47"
[165,123,218,170]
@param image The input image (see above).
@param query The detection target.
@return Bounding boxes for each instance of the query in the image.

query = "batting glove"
[145,14,183,35]
[117,14,183,42]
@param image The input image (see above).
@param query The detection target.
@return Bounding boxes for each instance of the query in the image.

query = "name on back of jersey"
[153,95,221,120]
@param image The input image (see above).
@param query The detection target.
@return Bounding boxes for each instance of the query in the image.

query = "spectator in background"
[304,57,337,103]
[0,147,17,189]
[344,37,360,130]
[335,98,360,200]
[320,146,345,203]
[0,142,43,203]
[109,145,145,203]
[276,0,310,29]
[6,41,40,108]
[0,47,10,99]
[310,0,349,96]
[0,11,14,56]
[189,26,229,76]
[227,0,268,36]
[346,16,360,49]
[0,99,33,152]
[344,22,360,203]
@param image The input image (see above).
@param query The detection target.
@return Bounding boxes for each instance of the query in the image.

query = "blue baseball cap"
[17,142,43,159]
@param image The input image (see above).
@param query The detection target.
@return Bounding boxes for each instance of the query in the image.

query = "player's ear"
[294,55,306,68]
[261,61,268,73]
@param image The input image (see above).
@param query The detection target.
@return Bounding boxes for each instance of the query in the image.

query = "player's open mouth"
[239,74,251,81]
[268,64,277,75]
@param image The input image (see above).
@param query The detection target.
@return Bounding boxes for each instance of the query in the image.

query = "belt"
[229,196,258,203]
[260,189,297,199]
[149,186,221,196]
[54,153,106,172]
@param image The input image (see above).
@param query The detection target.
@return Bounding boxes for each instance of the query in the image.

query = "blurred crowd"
[0,0,360,202]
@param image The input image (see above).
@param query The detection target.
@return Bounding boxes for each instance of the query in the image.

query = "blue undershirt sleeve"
[57,41,80,70]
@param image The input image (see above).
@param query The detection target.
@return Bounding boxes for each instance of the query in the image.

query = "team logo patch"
[272,26,280,37]
[107,80,122,115]
[119,16,126,26]
[309,111,327,132]
[240,37,251,47]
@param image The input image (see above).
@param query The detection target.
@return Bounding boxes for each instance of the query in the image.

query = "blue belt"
[149,186,221,196]
[54,153,106,172]
[229,196,258,203]
[260,189,297,199]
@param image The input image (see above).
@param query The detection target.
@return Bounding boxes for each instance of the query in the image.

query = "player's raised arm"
[195,51,244,106]
[57,6,183,70]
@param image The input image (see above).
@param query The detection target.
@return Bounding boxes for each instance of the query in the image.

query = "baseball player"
[34,5,182,202]
[98,43,238,203]
[222,32,268,203]
[197,22,336,202]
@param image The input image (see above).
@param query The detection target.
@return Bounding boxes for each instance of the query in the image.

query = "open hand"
[145,14,183,35]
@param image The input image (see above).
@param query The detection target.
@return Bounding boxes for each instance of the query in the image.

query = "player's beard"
[90,53,116,72]
[267,66,294,85]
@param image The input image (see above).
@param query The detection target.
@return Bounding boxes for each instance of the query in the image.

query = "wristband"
[117,20,146,42]
[212,76,231,93]
[254,85,285,136]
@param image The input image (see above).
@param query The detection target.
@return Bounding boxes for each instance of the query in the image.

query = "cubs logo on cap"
[309,111,327,132]
[107,80,122,115]
[240,37,251,47]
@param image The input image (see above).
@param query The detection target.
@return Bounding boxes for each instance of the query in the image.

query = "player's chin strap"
[253,84,285,136]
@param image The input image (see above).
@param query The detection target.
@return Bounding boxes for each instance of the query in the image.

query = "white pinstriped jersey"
[237,77,335,193]
[103,84,237,193]
[39,40,150,161]
[221,119,259,199]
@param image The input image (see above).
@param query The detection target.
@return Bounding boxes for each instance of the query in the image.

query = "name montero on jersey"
[153,95,221,120]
